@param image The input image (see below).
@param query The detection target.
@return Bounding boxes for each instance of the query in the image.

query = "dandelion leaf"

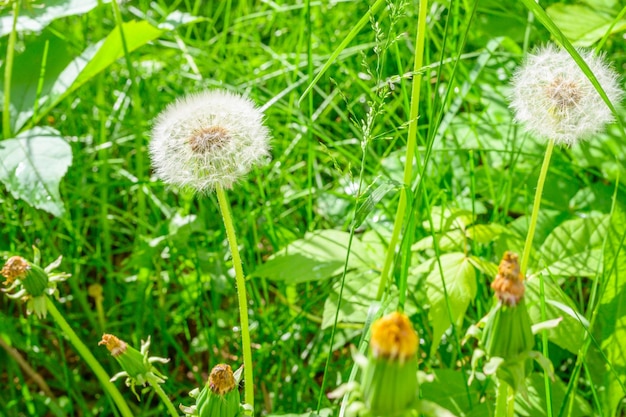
[0,127,72,217]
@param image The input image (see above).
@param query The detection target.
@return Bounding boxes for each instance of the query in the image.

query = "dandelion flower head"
[510,44,622,146]
[150,89,271,192]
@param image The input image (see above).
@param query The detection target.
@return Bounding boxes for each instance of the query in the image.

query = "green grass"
[1,0,626,416]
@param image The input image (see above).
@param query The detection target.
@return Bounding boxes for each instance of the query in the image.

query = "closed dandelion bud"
[181,364,242,417]
[2,256,48,297]
[482,252,534,391]
[1,251,69,318]
[99,334,169,399]
[361,312,418,416]
[150,89,271,193]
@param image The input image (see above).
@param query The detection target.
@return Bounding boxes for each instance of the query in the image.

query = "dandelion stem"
[520,139,554,275]
[495,381,508,417]
[2,0,19,139]
[147,376,178,417]
[519,139,555,417]
[215,184,254,412]
[45,297,134,417]
[376,0,427,300]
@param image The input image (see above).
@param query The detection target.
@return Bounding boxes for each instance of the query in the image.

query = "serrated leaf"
[251,230,370,284]
[538,215,609,276]
[0,127,72,217]
[417,253,477,355]
[525,277,586,354]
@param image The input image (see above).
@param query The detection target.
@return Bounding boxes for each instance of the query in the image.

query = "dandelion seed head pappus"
[510,44,623,146]
[150,89,271,193]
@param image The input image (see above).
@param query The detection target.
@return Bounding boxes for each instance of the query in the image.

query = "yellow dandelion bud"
[362,312,419,416]
[181,364,242,417]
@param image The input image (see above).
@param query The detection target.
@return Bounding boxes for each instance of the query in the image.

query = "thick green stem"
[495,381,508,417]
[45,297,134,417]
[506,385,515,417]
[519,139,555,417]
[147,376,178,417]
[519,140,554,275]
[216,184,254,412]
[376,0,428,300]
[3,0,19,139]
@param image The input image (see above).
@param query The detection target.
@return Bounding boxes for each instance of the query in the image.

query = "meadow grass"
[1,0,625,416]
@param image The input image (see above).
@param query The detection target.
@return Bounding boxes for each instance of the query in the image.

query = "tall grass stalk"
[375,0,428,301]
[216,184,254,410]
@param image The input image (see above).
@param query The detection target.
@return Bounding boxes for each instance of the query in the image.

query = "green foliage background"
[0,0,625,416]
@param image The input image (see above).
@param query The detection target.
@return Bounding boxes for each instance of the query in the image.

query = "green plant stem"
[147,376,178,417]
[520,140,554,275]
[216,184,254,412]
[495,381,507,417]
[506,385,515,417]
[375,0,428,300]
[3,0,19,139]
[519,139,555,417]
[45,297,134,417]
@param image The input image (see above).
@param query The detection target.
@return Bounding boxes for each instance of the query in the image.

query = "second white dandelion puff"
[510,44,623,146]
[150,89,271,192]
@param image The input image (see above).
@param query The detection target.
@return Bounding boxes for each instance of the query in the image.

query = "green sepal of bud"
[113,344,152,381]
[21,262,49,298]
[195,384,241,417]
[481,298,535,393]
[361,354,418,416]
[482,298,534,361]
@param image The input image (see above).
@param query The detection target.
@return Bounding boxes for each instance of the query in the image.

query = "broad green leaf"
[1,32,76,134]
[420,369,487,417]
[353,180,399,228]
[0,127,71,217]
[322,270,380,329]
[546,3,626,47]
[412,229,465,252]
[424,206,476,233]
[598,205,626,416]
[251,230,370,284]
[466,223,510,244]
[32,20,164,130]
[538,215,609,276]
[0,0,103,37]
[515,373,593,416]
[415,253,477,355]
[322,269,414,329]
[525,277,586,354]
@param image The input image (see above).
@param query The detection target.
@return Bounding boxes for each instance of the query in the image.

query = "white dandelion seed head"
[149,89,271,193]
[510,43,623,146]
